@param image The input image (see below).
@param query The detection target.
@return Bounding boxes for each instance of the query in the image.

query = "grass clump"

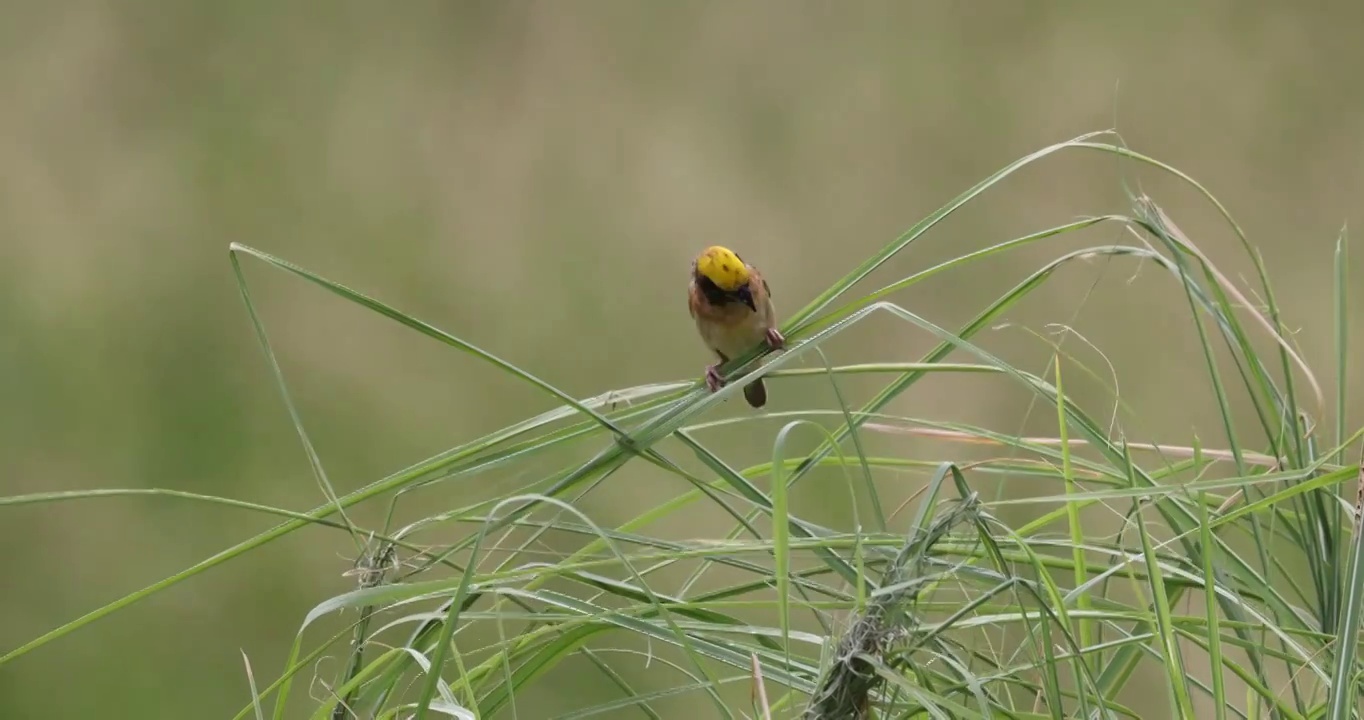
[3,130,1361,719]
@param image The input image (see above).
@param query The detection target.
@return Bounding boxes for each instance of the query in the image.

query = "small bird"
[688,245,785,407]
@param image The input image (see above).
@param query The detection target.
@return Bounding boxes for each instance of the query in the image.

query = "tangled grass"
[5,131,1361,719]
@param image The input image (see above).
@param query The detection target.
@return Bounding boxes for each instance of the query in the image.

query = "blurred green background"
[3,2,1362,717]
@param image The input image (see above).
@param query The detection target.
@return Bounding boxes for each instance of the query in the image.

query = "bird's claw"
[705,364,725,393]
[765,327,786,350]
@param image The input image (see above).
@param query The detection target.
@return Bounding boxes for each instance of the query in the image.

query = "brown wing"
[746,262,771,297]
[745,265,777,328]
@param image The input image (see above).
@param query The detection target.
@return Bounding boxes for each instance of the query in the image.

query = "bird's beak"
[735,285,756,311]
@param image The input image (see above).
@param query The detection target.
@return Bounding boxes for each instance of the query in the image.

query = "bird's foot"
[765,327,786,350]
[705,363,725,393]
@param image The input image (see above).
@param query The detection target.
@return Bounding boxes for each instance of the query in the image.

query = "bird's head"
[694,245,751,291]
[692,244,758,309]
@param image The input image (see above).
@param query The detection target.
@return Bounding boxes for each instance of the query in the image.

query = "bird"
[687,245,785,407]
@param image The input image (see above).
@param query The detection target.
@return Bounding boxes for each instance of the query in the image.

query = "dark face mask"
[733,284,756,311]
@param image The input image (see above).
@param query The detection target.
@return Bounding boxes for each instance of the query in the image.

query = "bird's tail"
[743,377,767,408]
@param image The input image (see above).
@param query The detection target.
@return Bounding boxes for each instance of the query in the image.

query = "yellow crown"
[695,246,750,291]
